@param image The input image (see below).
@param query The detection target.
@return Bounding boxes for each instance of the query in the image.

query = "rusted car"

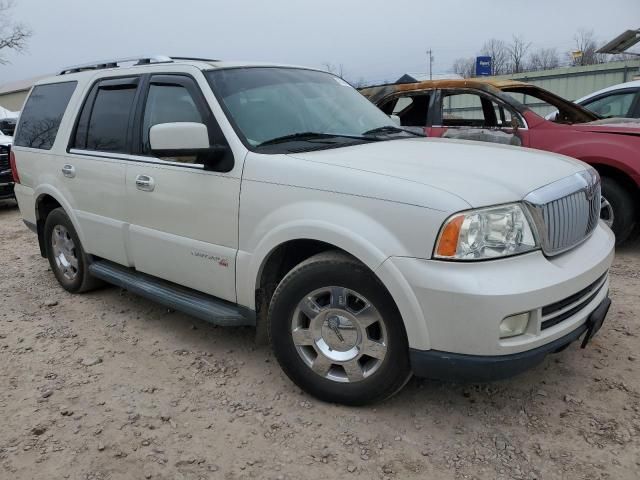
[360,79,640,244]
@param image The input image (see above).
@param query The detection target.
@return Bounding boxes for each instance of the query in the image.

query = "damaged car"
[361,79,640,244]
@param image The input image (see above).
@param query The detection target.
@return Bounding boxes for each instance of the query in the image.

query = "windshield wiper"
[362,125,425,137]
[257,131,374,147]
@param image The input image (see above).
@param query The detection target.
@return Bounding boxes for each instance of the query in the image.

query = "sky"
[0,0,639,86]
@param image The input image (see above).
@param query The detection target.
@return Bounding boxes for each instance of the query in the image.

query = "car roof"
[33,57,323,87]
[362,78,532,92]
[575,80,640,104]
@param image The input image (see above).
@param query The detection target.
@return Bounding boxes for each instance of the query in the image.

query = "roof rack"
[58,55,219,75]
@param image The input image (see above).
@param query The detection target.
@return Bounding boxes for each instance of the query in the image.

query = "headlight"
[434,203,538,260]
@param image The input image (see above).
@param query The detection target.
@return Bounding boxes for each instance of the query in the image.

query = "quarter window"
[14,82,77,150]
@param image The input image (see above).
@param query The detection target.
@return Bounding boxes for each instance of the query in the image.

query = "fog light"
[500,313,530,338]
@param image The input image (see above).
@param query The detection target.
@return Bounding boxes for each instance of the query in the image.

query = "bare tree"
[452,57,476,78]
[528,47,560,71]
[0,0,31,64]
[507,35,531,74]
[480,39,509,75]
[571,29,605,66]
[322,62,344,78]
[350,77,369,88]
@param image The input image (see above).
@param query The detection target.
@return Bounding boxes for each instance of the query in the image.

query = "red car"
[361,79,640,244]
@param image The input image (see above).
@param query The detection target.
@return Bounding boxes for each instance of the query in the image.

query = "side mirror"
[389,114,401,126]
[149,122,229,170]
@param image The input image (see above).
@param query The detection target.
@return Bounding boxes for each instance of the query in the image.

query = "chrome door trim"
[68,148,205,170]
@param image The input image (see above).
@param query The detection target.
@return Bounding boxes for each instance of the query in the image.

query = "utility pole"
[427,49,434,80]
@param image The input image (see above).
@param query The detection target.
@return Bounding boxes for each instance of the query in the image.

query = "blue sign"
[475,56,492,76]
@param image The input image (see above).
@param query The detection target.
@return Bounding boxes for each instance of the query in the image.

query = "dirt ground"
[1,201,639,480]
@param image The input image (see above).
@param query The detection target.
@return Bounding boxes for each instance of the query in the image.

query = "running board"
[88,260,254,327]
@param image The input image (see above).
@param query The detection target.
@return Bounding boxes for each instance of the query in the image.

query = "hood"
[287,137,587,208]
[572,119,640,136]
[0,133,12,145]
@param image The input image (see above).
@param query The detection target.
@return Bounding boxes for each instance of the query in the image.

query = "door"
[66,77,140,266]
[125,74,239,302]
[428,89,529,147]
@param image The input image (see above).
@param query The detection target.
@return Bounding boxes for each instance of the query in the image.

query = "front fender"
[236,194,440,351]
[553,138,640,185]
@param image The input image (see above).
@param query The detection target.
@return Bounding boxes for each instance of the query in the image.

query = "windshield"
[502,86,599,124]
[206,67,403,150]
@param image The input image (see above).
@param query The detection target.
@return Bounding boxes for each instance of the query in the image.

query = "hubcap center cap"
[321,314,358,351]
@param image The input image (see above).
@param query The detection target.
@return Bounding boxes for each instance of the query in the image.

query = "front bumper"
[410,296,611,381]
[386,223,614,362]
[0,176,14,199]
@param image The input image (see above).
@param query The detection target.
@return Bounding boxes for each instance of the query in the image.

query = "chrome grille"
[525,170,601,256]
[0,145,10,173]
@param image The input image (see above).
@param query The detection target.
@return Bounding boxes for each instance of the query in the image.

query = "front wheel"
[268,251,411,405]
[601,176,636,245]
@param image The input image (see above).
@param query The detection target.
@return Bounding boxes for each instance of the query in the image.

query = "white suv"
[11,56,614,405]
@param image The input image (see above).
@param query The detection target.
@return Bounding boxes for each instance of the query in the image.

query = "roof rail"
[58,55,219,75]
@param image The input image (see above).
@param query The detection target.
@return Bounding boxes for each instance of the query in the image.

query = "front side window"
[142,83,203,158]
[206,67,407,151]
[582,91,637,118]
[14,82,77,150]
[441,92,485,127]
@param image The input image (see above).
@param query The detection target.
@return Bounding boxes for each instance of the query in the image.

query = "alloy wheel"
[600,195,615,229]
[51,225,79,281]
[290,286,388,383]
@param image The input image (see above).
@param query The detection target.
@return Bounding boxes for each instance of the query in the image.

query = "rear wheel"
[44,208,101,293]
[268,251,411,405]
[601,176,636,245]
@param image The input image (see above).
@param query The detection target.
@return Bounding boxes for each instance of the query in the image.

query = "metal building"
[489,59,640,102]
[0,75,47,111]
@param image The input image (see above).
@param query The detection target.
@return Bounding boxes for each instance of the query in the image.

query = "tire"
[44,208,101,293]
[601,176,636,245]
[268,251,412,405]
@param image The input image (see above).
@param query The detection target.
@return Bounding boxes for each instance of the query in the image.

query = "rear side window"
[73,77,139,153]
[14,82,77,150]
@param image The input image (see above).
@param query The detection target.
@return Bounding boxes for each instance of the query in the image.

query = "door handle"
[61,164,76,178]
[135,174,155,192]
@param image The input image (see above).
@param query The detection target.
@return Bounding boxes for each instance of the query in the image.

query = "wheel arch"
[244,227,430,350]
[589,161,640,221]
[34,187,84,257]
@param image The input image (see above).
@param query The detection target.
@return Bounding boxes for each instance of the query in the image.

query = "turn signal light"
[435,214,464,257]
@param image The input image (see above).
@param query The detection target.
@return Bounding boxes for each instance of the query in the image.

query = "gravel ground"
[1,201,639,480]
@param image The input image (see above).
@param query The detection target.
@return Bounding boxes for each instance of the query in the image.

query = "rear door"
[67,77,140,266]
[124,73,239,302]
